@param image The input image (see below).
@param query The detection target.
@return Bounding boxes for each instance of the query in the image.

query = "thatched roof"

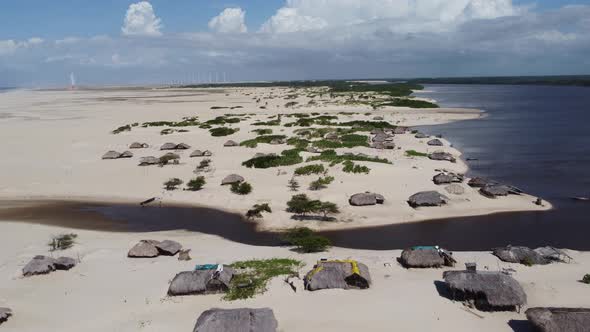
[408,191,449,208]
[190,150,204,157]
[427,139,444,146]
[305,260,371,291]
[349,192,385,206]
[160,143,177,150]
[129,142,148,149]
[468,177,497,188]
[493,246,550,265]
[428,152,456,163]
[203,150,213,157]
[221,174,244,185]
[128,240,160,258]
[526,307,590,332]
[433,173,463,185]
[168,267,235,296]
[176,143,191,150]
[155,240,182,256]
[415,132,429,139]
[480,184,521,198]
[119,151,133,158]
[193,308,278,332]
[400,247,455,268]
[224,140,238,147]
[102,151,121,160]
[443,271,527,311]
[139,156,159,166]
[0,308,11,324]
[23,255,76,276]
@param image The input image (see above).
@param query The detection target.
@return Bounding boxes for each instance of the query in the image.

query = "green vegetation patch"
[312,134,369,149]
[210,127,239,137]
[112,124,132,134]
[231,182,253,195]
[225,258,302,300]
[308,149,390,166]
[242,149,304,169]
[281,228,332,253]
[49,233,77,251]
[286,137,310,149]
[343,160,370,174]
[294,164,325,176]
[251,128,273,136]
[406,150,428,157]
[377,98,439,109]
[206,116,241,125]
[309,176,335,191]
[240,135,287,148]
[583,274,590,284]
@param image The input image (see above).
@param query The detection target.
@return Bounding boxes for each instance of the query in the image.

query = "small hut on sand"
[400,246,456,268]
[526,307,590,332]
[193,308,278,332]
[168,265,234,296]
[305,260,371,291]
[443,270,527,311]
[493,246,550,265]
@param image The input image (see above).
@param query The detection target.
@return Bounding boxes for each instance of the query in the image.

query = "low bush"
[186,176,206,191]
[240,135,287,148]
[48,233,77,251]
[281,228,332,253]
[309,176,335,191]
[225,259,301,300]
[164,178,183,190]
[406,150,428,157]
[294,164,325,176]
[242,149,303,169]
[583,274,590,284]
[252,128,273,135]
[231,182,253,195]
[342,160,370,174]
[308,149,390,165]
[209,127,239,137]
[377,98,439,109]
[246,203,272,220]
[112,124,132,134]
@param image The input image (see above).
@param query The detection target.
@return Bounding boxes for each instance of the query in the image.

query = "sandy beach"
[1,87,583,332]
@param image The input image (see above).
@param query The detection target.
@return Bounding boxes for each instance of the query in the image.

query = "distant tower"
[69,72,76,90]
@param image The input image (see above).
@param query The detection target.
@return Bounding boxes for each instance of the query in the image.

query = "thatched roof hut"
[427,139,444,146]
[526,307,590,332]
[160,142,177,150]
[445,184,466,195]
[128,240,160,258]
[415,132,429,139]
[155,240,182,256]
[176,143,191,150]
[119,151,133,158]
[349,192,385,206]
[400,246,456,268]
[408,191,449,208]
[23,255,76,276]
[305,260,371,291]
[0,308,11,324]
[190,150,204,157]
[168,266,235,296]
[428,152,456,163]
[443,270,527,311]
[467,177,497,188]
[221,174,244,185]
[224,140,239,147]
[129,142,148,149]
[139,156,159,166]
[193,308,278,332]
[433,173,463,185]
[492,246,550,265]
[102,151,121,160]
[480,184,521,198]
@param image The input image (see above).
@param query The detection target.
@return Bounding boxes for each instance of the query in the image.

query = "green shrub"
[112,124,131,134]
[294,164,325,176]
[209,127,239,137]
[246,203,272,220]
[377,98,439,108]
[521,257,535,267]
[240,135,287,148]
[286,194,321,216]
[308,149,390,165]
[225,259,301,300]
[342,160,370,174]
[186,176,206,191]
[164,178,183,190]
[286,137,310,149]
[48,233,77,251]
[281,228,332,253]
[583,274,590,284]
[231,182,253,195]
[309,176,334,190]
[159,153,180,165]
[252,128,273,135]
[242,149,303,169]
[406,150,428,157]
[287,177,300,191]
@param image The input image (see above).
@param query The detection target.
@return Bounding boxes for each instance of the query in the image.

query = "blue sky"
[1,0,589,86]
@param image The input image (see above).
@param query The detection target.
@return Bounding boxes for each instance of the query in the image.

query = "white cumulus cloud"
[209,8,248,33]
[122,1,162,36]
[261,0,520,33]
